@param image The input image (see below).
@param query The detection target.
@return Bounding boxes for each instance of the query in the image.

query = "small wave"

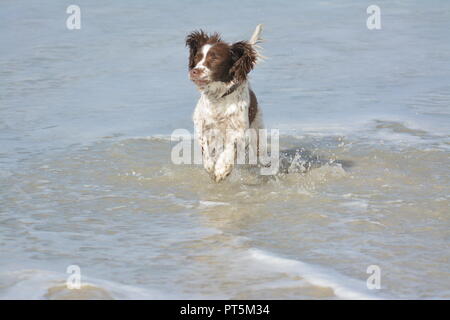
[0,269,182,300]
[198,200,230,208]
[120,134,174,142]
[248,249,381,300]
[340,200,369,210]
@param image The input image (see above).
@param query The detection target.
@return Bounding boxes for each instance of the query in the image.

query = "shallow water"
[1,0,449,299]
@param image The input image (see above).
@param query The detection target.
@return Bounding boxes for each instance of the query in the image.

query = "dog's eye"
[209,52,217,60]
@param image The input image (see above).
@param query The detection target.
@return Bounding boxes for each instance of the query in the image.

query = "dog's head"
[185,30,257,88]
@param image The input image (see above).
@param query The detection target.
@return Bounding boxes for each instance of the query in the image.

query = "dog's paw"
[213,164,232,182]
[214,171,230,183]
[203,160,215,174]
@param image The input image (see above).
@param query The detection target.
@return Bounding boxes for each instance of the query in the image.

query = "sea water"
[0,0,449,299]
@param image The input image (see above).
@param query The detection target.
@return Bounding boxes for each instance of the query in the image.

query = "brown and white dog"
[186,25,264,182]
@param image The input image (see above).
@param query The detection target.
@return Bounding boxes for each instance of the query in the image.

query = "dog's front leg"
[194,113,217,176]
[213,129,244,182]
[199,135,216,175]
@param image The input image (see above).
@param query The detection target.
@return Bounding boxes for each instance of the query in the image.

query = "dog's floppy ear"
[185,30,221,69]
[229,41,257,82]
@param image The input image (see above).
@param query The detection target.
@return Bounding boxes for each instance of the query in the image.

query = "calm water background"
[0,0,449,299]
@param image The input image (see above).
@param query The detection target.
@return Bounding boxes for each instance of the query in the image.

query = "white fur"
[249,24,265,63]
[195,44,212,71]
[191,25,265,182]
[193,81,263,182]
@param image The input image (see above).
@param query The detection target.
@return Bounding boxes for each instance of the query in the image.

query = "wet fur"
[186,26,263,182]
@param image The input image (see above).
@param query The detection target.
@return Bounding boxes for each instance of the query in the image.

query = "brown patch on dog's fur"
[249,89,258,124]
[230,41,257,82]
[186,30,257,83]
[205,42,234,83]
[185,30,221,70]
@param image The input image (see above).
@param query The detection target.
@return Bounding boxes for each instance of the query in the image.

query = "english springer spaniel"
[186,25,264,182]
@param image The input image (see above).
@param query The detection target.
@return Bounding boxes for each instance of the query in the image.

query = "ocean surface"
[1,0,449,299]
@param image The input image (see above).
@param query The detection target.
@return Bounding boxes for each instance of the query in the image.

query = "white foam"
[248,249,381,300]
[340,200,369,210]
[0,269,184,300]
[198,200,230,208]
